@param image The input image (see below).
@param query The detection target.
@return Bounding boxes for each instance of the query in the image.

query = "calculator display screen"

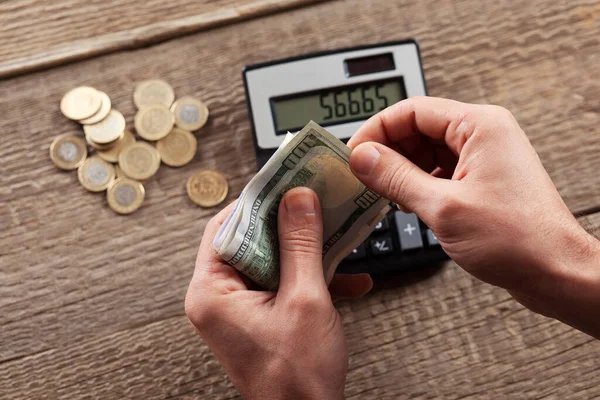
[270,77,406,135]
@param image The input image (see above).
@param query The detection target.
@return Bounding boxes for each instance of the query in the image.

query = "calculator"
[243,40,449,275]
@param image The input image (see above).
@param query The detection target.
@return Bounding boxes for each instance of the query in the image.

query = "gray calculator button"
[373,217,389,233]
[394,211,423,250]
[345,244,366,261]
[426,229,440,246]
[370,236,393,256]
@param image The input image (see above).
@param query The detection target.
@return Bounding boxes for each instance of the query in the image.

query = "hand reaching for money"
[348,96,600,338]
[185,188,372,399]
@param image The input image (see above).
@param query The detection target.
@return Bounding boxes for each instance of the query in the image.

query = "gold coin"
[107,178,145,215]
[186,170,228,208]
[85,131,121,151]
[118,142,161,181]
[134,105,174,141]
[79,91,112,125]
[115,164,125,178]
[171,96,209,131]
[77,156,115,192]
[133,79,175,109]
[84,109,126,144]
[60,86,102,120]
[97,129,135,163]
[49,134,88,170]
[156,128,197,167]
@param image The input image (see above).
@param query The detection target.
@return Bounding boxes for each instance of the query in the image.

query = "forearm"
[514,222,600,338]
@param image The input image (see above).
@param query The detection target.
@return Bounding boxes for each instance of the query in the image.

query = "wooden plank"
[1,0,600,398]
[2,213,599,399]
[0,0,328,79]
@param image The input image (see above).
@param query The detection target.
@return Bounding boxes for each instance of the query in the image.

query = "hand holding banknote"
[186,188,372,399]
[213,121,389,290]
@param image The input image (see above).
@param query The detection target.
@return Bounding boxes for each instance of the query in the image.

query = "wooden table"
[2,0,599,398]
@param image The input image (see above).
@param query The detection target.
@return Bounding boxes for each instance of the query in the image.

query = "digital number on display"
[271,78,407,135]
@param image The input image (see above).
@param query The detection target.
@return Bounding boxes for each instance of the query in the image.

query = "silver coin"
[58,142,79,162]
[86,162,110,185]
[179,104,200,124]
[114,184,136,207]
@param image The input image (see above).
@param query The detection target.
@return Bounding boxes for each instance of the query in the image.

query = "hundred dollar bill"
[213,121,390,290]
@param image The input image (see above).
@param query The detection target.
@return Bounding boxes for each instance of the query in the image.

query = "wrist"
[522,220,600,336]
[241,362,345,400]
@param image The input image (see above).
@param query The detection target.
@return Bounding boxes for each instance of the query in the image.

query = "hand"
[348,97,600,337]
[185,188,372,399]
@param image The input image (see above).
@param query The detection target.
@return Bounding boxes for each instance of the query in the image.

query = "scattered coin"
[171,96,209,131]
[187,170,228,208]
[107,177,145,214]
[133,79,175,109]
[156,128,197,167]
[56,80,211,215]
[84,109,126,144]
[78,156,116,192]
[79,91,112,125]
[60,86,102,120]
[134,105,175,141]
[50,134,88,170]
[97,129,135,163]
[118,142,161,181]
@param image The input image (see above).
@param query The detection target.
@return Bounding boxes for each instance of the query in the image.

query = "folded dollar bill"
[213,121,390,290]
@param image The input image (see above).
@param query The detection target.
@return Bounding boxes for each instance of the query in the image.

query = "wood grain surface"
[1,0,600,398]
[0,0,327,79]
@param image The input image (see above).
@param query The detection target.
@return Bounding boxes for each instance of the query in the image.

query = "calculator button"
[345,244,367,261]
[394,211,424,250]
[373,217,389,233]
[426,229,440,246]
[370,236,393,256]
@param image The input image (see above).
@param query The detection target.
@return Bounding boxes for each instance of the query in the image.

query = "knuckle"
[380,161,415,202]
[184,290,215,330]
[279,227,321,255]
[489,105,514,120]
[432,192,470,222]
[287,288,326,315]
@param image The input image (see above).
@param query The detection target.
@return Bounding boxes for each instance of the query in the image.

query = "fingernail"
[351,144,380,175]
[284,189,316,216]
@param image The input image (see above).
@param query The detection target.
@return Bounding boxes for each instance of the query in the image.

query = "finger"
[191,201,249,293]
[350,142,455,216]
[347,96,480,156]
[277,187,328,299]
[329,273,373,299]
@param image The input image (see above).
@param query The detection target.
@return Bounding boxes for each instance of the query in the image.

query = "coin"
[85,131,121,151]
[133,79,175,109]
[77,156,115,192]
[107,177,145,214]
[186,170,228,207]
[49,134,88,170]
[97,129,135,163]
[156,128,197,167]
[171,96,209,131]
[60,86,102,120]
[118,142,161,181]
[134,105,174,141]
[84,109,126,144]
[79,91,112,125]
[115,164,125,178]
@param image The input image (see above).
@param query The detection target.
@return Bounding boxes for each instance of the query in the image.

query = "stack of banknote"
[213,121,390,290]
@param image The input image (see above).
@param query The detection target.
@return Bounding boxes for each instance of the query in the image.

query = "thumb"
[350,142,450,216]
[277,187,328,297]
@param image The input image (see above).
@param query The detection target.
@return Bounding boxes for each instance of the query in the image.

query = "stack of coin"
[51,80,227,215]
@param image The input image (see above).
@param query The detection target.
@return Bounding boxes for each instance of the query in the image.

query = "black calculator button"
[370,236,394,256]
[394,211,424,251]
[345,244,367,261]
[426,229,440,246]
[373,217,389,233]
